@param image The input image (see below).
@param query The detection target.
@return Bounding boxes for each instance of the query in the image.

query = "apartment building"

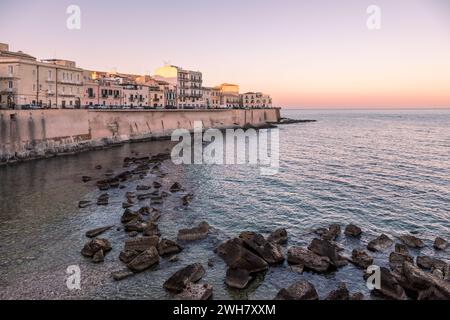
[218,83,240,108]
[241,92,273,109]
[122,84,149,108]
[82,71,124,108]
[202,86,221,109]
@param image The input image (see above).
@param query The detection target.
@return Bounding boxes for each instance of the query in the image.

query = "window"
[8,65,13,75]
[48,70,52,80]
[8,81,13,89]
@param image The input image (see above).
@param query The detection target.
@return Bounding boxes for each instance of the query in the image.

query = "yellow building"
[218,83,240,108]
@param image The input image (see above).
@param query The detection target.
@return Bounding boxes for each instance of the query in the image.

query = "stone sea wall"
[0,108,280,164]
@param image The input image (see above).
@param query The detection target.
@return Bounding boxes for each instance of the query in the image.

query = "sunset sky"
[1,0,449,108]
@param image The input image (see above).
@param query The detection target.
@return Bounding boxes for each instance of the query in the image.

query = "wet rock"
[170,182,183,193]
[161,191,169,198]
[399,234,425,248]
[124,236,159,252]
[225,268,252,289]
[320,224,341,241]
[267,228,288,245]
[137,206,151,216]
[143,222,161,237]
[81,238,112,258]
[325,282,350,300]
[119,250,140,264]
[287,247,330,273]
[434,237,448,251]
[181,193,194,206]
[216,238,269,273]
[395,243,409,255]
[92,250,105,263]
[351,249,373,269]
[122,202,133,209]
[121,209,141,224]
[78,201,92,209]
[97,194,109,206]
[124,220,145,233]
[126,191,136,198]
[207,258,215,267]
[82,176,92,183]
[169,255,180,263]
[389,252,413,270]
[344,224,362,237]
[153,181,162,189]
[164,263,206,293]
[85,226,113,238]
[112,270,134,281]
[127,247,160,273]
[308,238,347,268]
[136,185,151,191]
[350,292,364,300]
[151,196,164,205]
[149,208,161,222]
[367,267,406,300]
[177,222,210,241]
[402,261,450,299]
[97,181,110,191]
[128,231,139,238]
[175,283,213,300]
[158,239,183,256]
[416,256,449,279]
[239,231,285,265]
[137,193,152,201]
[108,178,120,188]
[367,234,394,252]
[274,280,319,300]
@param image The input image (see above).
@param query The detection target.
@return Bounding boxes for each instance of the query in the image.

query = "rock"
[128,231,139,238]
[417,287,449,300]
[434,237,448,251]
[395,243,409,255]
[92,250,105,263]
[78,201,92,209]
[137,193,153,201]
[267,228,288,245]
[97,181,110,191]
[216,238,269,273]
[399,234,425,248]
[121,209,141,224]
[367,267,406,300]
[274,281,319,300]
[402,261,450,299]
[207,258,215,267]
[170,182,183,193]
[367,234,394,252]
[96,194,109,206]
[290,265,304,274]
[136,185,151,191]
[119,250,140,264]
[143,222,161,237]
[177,222,210,241]
[181,193,194,206]
[169,255,180,263]
[85,226,113,238]
[149,209,161,222]
[307,238,347,268]
[124,220,145,233]
[175,283,213,300]
[153,181,162,189]
[325,282,350,300]
[81,238,112,258]
[108,178,120,188]
[239,232,285,265]
[127,247,160,273]
[158,239,183,256]
[321,224,341,241]
[112,270,134,281]
[164,263,206,293]
[344,224,362,237]
[122,202,133,209]
[287,247,330,273]
[225,268,252,289]
[137,206,151,216]
[416,256,449,279]
[350,292,364,300]
[389,252,413,270]
[351,249,373,269]
[82,176,92,183]
[151,196,164,205]
[124,236,159,252]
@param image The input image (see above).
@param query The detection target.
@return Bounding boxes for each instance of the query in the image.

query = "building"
[0,43,83,109]
[218,83,240,108]
[154,65,202,109]
[81,70,124,108]
[202,86,221,109]
[241,92,272,109]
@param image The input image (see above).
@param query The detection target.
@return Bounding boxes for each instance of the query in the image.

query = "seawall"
[0,108,280,164]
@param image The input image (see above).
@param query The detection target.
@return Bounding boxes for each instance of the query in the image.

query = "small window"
[8,65,13,75]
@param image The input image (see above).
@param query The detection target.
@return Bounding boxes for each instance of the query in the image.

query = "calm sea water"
[0,109,449,300]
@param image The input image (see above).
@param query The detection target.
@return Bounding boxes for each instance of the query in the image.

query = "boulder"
[97,194,109,206]
[367,234,393,252]
[216,238,269,273]
[112,270,134,281]
[177,222,210,241]
[267,228,288,245]
[153,181,162,189]
[402,261,450,299]
[315,224,341,241]
[92,250,105,263]
[127,247,160,272]
[175,283,213,300]
[434,237,448,251]
[367,267,406,300]
[351,249,373,269]
[307,238,347,268]
[164,263,206,293]
[149,209,161,222]
[143,222,161,237]
[239,232,285,265]
[416,256,449,279]
[225,268,252,289]
[287,247,330,273]
[124,236,159,252]
[395,243,409,255]
[389,252,413,270]
[97,181,110,191]
[137,193,153,201]
[158,239,183,256]
[170,182,183,193]
[78,201,92,209]
[181,193,194,206]
[399,235,425,248]
[81,238,112,258]
[136,185,151,191]
[274,281,319,300]
[121,209,141,224]
[325,282,350,300]
[119,250,140,264]
[85,226,113,238]
[344,224,362,237]
[124,220,145,233]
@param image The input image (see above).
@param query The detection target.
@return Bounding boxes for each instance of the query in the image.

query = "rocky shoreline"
[77,151,449,300]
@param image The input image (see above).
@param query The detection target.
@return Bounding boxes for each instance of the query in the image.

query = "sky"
[0,0,449,109]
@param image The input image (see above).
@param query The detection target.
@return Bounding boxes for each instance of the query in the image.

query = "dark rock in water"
[136,185,151,191]
[351,249,373,269]
[143,222,161,237]
[158,239,183,256]
[124,220,145,233]
[121,209,141,224]
[181,193,194,206]
[149,208,161,222]
[151,196,164,205]
[169,255,180,263]
[122,202,133,209]
[325,282,350,300]
[402,261,450,299]
[137,193,152,201]
[78,201,92,209]
[153,181,162,189]
[315,224,341,241]
[367,267,406,300]
[92,249,105,263]
[126,191,136,198]
[108,178,120,188]
[389,252,413,270]
[207,258,215,267]
[367,234,394,252]
[216,238,269,273]
[395,243,409,255]
[81,238,112,258]
[287,247,330,273]
[416,256,449,279]
[175,283,213,300]
[105,169,114,177]
[308,238,347,268]
[96,181,110,191]
[112,270,134,281]
[350,292,365,300]
[85,226,113,238]
[434,237,448,251]
[344,224,362,237]
[239,231,285,265]
[128,231,139,238]
[82,176,92,183]
[164,263,206,293]
[127,247,160,272]
[225,268,252,289]
[274,281,319,300]
[399,234,425,248]
[178,222,210,241]
[170,182,183,193]
[124,236,159,252]
[161,191,169,198]
[137,206,151,216]
[119,250,140,264]
[267,228,288,245]
[96,194,109,206]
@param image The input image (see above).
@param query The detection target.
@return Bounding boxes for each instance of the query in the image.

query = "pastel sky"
[1,0,449,108]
